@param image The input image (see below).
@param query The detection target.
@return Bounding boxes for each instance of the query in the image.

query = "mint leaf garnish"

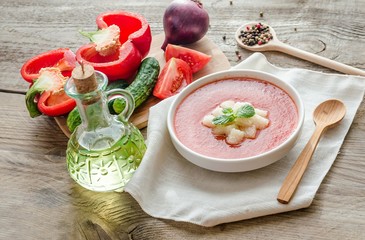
[222,107,234,114]
[236,104,255,118]
[212,104,256,126]
[212,114,235,125]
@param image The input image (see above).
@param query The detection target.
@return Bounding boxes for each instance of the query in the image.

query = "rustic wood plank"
[2,0,365,91]
[0,0,365,239]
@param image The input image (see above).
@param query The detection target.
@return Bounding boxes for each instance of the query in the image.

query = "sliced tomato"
[153,58,192,99]
[165,44,211,73]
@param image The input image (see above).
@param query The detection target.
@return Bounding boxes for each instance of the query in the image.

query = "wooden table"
[1,1,364,239]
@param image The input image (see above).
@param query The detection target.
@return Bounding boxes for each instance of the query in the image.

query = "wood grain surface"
[1,0,364,239]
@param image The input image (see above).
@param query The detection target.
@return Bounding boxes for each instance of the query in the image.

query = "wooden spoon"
[235,23,365,77]
[277,99,346,204]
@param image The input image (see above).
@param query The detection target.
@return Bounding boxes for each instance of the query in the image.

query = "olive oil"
[65,65,146,192]
[66,123,146,192]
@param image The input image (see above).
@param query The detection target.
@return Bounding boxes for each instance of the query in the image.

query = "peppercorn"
[260,12,264,17]
[238,23,273,47]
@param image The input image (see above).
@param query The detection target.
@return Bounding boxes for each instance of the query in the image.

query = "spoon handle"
[277,124,326,204]
[276,42,365,77]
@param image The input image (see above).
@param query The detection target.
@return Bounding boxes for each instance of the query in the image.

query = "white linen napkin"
[125,53,365,227]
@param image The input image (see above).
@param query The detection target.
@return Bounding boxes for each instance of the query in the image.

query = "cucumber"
[112,57,160,114]
[66,57,160,133]
[66,107,82,134]
[106,80,129,114]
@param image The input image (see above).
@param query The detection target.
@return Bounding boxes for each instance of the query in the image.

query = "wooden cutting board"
[55,34,231,138]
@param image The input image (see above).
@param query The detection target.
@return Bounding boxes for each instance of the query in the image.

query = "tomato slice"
[153,58,192,99]
[165,44,211,73]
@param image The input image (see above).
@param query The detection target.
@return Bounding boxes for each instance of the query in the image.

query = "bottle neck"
[65,70,128,150]
[65,71,114,132]
[76,91,112,131]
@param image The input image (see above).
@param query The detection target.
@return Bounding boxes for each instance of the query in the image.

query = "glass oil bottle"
[64,64,146,192]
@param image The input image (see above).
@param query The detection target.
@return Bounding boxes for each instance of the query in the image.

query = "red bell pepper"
[20,48,76,83]
[76,11,152,81]
[25,68,76,118]
[96,11,152,58]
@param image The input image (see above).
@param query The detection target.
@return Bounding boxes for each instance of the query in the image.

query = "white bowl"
[167,70,304,172]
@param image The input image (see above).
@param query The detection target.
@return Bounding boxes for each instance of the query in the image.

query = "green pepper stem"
[25,85,42,118]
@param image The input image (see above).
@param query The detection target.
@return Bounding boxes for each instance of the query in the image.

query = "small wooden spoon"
[235,23,365,77]
[277,99,346,204]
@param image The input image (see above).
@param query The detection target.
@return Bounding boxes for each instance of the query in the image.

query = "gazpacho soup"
[174,77,298,159]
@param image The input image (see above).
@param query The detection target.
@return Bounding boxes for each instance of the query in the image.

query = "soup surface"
[174,78,298,159]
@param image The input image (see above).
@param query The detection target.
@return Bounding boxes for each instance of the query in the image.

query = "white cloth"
[125,53,365,227]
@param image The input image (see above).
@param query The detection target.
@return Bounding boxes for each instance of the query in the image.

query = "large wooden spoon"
[235,23,365,76]
[277,99,346,204]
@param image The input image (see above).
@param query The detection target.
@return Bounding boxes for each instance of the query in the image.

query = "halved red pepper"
[20,48,76,83]
[25,68,76,117]
[96,11,152,58]
[76,11,152,81]
[37,90,76,117]
[76,40,142,82]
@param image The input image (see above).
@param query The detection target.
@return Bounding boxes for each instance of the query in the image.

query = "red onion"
[161,0,210,50]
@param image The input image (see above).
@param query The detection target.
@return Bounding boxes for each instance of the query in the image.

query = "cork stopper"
[71,63,98,94]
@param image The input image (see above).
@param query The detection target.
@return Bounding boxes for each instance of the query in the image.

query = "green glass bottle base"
[66,125,146,192]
